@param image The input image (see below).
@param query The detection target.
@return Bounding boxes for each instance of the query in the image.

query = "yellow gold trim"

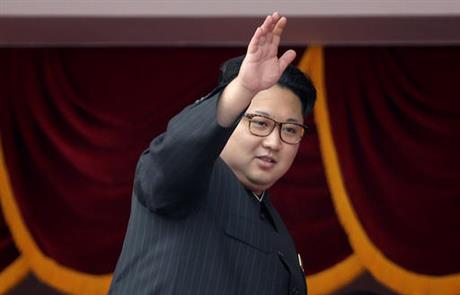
[299,47,364,295]
[0,139,112,295]
[0,256,29,294]
[302,46,460,294]
[307,254,363,295]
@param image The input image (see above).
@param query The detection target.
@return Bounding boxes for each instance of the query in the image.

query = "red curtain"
[0,47,251,273]
[0,47,354,294]
[2,46,458,295]
[324,47,460,275]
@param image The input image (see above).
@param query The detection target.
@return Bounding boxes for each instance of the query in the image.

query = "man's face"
[220,84,303,194]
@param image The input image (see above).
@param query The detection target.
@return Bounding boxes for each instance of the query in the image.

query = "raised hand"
[237,12,296,94]
[217,13,296,127]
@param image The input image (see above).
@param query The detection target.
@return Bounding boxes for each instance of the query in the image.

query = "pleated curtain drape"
[0,47,459,295]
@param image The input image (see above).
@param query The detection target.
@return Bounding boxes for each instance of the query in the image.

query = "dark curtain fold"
[0,47,347,278]
[0,48,248,274]
[0,49,22,277]
[324,47,460,275]
[0,211,18,272]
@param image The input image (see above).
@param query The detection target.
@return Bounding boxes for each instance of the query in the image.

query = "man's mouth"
[256,155,277,164]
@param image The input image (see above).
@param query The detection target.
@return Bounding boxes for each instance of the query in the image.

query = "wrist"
[231,76,259,99]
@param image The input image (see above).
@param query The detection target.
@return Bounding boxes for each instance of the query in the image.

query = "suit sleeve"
[134,89,240,216]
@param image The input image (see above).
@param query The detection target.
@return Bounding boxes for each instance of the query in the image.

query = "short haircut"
[218,55,317,116]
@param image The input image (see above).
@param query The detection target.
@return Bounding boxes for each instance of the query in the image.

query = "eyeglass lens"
[249,116,303,144]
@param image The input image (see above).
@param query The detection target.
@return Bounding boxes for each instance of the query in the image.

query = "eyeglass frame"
[243,113,307,145]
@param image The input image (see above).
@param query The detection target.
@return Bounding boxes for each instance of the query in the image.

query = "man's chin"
[246,174,276,191]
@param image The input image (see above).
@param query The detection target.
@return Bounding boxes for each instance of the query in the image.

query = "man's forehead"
[247,86,304,121]
[252,110,302,123]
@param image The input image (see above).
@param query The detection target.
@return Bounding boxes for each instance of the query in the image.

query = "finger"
[278,49,296,72]
[264,12,280,34]
[247,27,262,54]
[259,34,266,48]
[265,12,280,45]
[269,12,281,32]
[266,31,273,45]
[271,17,287,48]
[260,15,272,34]
[260,12,283,45]
[273,16,287,37]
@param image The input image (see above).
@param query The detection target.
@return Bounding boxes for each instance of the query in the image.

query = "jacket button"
[290,287,300,295]
[260,213,266,220]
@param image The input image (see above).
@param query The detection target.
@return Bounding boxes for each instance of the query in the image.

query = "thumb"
[278,49,296,73]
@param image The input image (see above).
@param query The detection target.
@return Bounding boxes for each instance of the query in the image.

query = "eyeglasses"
[243,113,307,145]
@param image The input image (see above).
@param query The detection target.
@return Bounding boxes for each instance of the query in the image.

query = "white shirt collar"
[251,191,265,202]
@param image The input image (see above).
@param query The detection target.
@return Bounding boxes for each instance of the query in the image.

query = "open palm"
[238,12,296,93]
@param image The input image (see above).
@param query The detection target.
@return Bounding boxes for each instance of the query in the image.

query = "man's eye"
[253,120,268,127]
[283,126,299,135]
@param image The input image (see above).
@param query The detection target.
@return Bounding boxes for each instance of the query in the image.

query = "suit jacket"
[109,89,307,295]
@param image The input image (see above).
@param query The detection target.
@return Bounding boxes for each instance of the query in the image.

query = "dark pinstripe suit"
[109,89,307,295]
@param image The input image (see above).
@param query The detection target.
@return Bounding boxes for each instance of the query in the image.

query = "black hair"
[218,55,316,116]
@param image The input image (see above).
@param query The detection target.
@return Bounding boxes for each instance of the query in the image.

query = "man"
[109,12,316,295]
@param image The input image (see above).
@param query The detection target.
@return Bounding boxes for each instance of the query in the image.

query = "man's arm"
[135,12,296,216]
[135,93,234,216]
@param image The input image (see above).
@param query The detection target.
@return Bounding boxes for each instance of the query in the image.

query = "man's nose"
[262,127,282,150]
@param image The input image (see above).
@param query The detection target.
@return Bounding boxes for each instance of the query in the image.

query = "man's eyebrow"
[253,111,301,123]
[254,110,271,116]
[285,118,301,123]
